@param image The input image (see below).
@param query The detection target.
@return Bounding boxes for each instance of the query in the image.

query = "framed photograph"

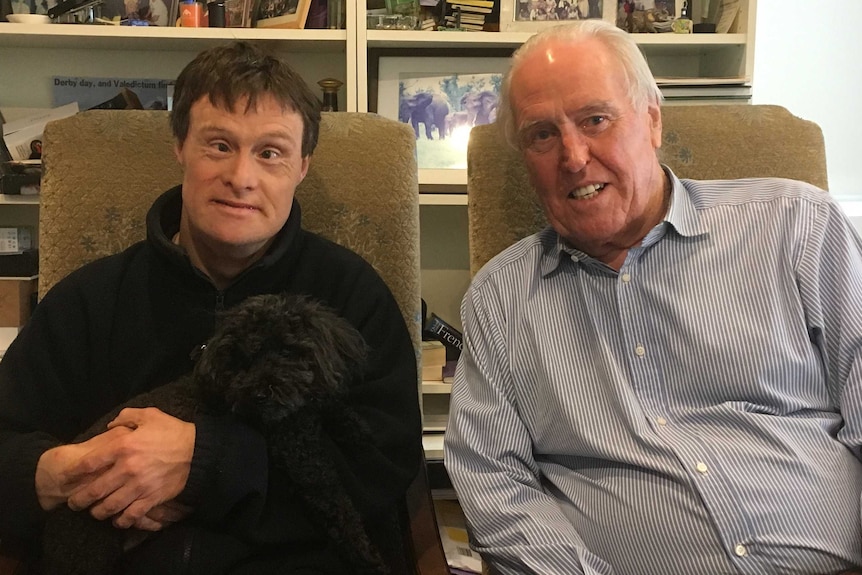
[500,0,615,32]
[377,56,511,186]
[255,0,311,28]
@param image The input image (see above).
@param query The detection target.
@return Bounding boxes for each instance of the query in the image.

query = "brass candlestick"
[317,78,344,112]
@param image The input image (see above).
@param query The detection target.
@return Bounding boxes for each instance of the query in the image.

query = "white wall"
[752,1,862,201]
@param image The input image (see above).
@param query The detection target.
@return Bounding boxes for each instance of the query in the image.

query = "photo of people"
[514,0,602,21]
[257,0,298,20]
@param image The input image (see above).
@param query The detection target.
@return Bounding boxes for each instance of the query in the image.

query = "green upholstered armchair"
[0,110,448,575]
[466,104,828,275]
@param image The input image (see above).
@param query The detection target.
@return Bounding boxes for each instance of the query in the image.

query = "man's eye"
[260,149,281,160]
[215,142,230,152]
[533,129,554,141]
[581,116,609,133]
[521,126,559,152]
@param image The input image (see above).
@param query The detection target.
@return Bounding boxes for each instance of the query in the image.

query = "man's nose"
[560,127,590,172]
[227,153,258,190]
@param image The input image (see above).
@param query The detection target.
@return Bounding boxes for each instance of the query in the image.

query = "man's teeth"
[570,183,605,199]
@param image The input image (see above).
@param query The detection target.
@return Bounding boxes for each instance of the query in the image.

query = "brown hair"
[170,41,321,157]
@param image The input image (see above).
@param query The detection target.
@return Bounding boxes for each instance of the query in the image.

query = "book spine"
[425,313,463,352]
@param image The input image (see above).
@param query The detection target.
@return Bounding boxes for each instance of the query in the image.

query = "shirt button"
[621,273,631,283]
[734,544,747,557]
[695,461,709,474]
[656,417,667,426]
[635,345,645,357]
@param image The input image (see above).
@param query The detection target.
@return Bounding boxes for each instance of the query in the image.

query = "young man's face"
[174,93,309,264]
[510,37,666,264]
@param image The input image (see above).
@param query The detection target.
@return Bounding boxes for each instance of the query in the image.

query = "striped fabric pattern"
[444,171,862,575]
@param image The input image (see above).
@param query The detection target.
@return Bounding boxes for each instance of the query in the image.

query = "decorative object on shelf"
[46,0,106,23]
[377,56,509,186]
[222,0,253,25]
[206,0,225,25]
[317,77,343,111]
[385,0,419,17]
[326,0,343,28]
[501,0,612,32]
[616,0,676,33]
[255,0,311,28]
[6,12,52,22]
[180,0,204,26]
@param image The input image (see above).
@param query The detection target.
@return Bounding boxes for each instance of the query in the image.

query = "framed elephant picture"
[377,56,510,186]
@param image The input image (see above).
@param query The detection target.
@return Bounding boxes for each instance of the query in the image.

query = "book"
[421,340,447,381]
[424,313,463,358]
[422,339,447,365]
[448,3,492,13]
[445,0,493,7]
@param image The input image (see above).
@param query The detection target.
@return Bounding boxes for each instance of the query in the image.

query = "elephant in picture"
[460,90,498,127]
[399,91,450,140]
[446,110,472,137]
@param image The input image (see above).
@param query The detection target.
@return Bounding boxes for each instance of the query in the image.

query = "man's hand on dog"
[38,407,195,531]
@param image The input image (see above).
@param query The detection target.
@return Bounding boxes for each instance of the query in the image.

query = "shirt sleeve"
[795,198,862,456]
[444,281,615,575]
[794,196,862,532]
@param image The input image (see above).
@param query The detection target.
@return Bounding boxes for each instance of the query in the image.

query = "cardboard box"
[0,277,37,327]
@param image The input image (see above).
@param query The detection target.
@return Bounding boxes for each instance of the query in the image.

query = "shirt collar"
[541,165,708,275]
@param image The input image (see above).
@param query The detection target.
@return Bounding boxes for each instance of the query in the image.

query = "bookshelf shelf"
[419,193,468,206]
[421,381,453,394]
[0,195,40,205]
[0,24,347,52]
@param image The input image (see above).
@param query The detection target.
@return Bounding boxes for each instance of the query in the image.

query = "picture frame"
[377,56,511,186]
[499,0,615,32]
[255,0,311,28]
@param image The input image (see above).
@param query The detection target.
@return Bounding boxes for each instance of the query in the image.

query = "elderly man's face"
[510,37,667,265]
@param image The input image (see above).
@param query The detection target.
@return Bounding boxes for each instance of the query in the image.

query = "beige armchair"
[467,104,828,274]
[0,110,448,574]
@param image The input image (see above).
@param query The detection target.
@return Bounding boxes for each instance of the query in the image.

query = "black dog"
[42,293,388,574]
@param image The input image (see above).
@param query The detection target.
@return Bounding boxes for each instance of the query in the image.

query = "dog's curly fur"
[41,293,388,574]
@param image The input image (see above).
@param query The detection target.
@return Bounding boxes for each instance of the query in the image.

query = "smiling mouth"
[569,183,606,200]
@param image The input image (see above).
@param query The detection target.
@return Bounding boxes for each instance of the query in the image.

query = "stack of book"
[656,77,752,105]
[421,339,447,382]
[443,0,494,31]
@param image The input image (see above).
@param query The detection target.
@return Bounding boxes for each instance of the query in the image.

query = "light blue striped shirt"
[445,170,862,575]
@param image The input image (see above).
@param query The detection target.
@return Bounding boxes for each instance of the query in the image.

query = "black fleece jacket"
[0,186,422,573]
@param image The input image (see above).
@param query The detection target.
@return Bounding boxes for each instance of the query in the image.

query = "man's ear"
[648,102,663,149]
[299,155,311,182]
[174,141,184,166]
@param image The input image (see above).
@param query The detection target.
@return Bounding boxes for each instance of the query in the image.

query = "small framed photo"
[255,0,311,28]
[377,56,511,186]
[500,0,614,32]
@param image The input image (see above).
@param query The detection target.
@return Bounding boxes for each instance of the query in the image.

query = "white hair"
[497,19,663,149]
